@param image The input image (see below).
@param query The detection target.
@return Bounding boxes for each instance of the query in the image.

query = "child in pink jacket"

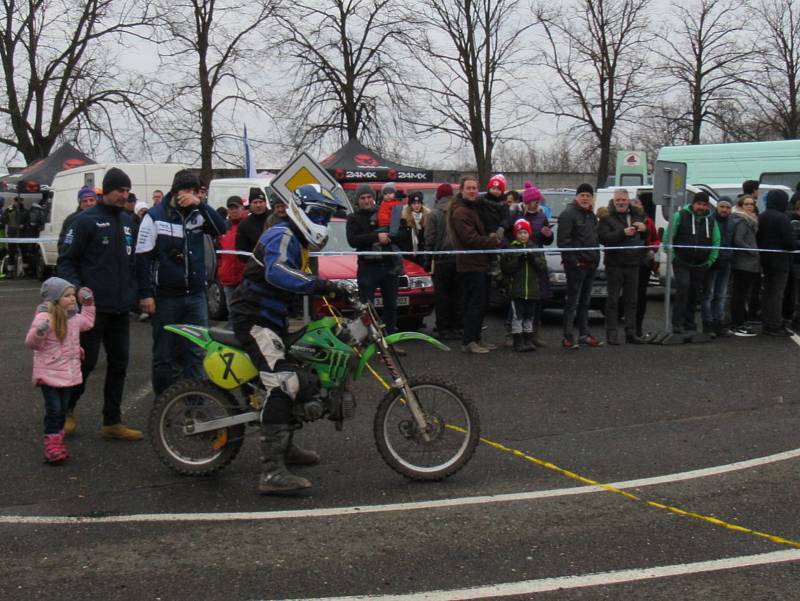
[25,277,95,463]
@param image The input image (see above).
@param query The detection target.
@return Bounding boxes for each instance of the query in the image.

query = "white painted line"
[2,446,799,525]
[275,549,800,601]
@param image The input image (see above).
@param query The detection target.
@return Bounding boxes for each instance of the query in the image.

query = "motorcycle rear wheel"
[149,379,246,476]
[374,378,480,481]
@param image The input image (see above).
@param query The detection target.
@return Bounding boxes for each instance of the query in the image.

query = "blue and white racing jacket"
[229,219,329,332]
[135,193,227,298]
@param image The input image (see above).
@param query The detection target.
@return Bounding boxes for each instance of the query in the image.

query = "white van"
[207,177,274,210]
[37,163,188,278]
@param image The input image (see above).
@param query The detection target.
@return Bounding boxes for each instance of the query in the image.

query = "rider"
[228,184,349,495]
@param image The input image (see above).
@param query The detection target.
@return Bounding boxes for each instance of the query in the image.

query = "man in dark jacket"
[346,184,409,344]
[558,183,602,349]
[58,186,97,255]
[424,183,461,340]
[235,187,270,261]
[597,189,647,345]
[448,175,501,353]
[667,191,720,335]
[1,195,28,276]
[757,189,795,336]
[701,197,735,337]
[136,169,228,395]
[57,167,141,440]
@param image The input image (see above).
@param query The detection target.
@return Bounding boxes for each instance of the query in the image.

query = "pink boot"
[43,433,69,463]
[56,430,70,460]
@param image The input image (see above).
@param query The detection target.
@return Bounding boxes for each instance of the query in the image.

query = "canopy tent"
[0,143,95,193]
[321,139,433,183]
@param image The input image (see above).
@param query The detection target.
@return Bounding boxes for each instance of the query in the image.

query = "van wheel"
[35,251,51,282]
[207,280,228,321]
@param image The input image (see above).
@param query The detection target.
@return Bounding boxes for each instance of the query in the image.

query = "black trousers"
[605,266,639,335]
[672,265,706,332]
[357,262,399,334]
[459,271,487,345]
[69,311,130,426]
[563,266,596,338]
[432,260,462,331]
[731,269,760,328]
[636,264,651,335]
[761,269,789,331]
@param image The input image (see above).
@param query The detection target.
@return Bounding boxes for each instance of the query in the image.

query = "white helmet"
[286,184,347,251]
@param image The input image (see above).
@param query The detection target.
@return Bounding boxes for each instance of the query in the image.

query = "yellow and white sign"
[270,151,352,212]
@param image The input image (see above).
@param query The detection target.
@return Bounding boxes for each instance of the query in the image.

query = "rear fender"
[354,332,449,380]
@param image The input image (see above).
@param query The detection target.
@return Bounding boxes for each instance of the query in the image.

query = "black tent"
[321,139,433,183]
[2,143,95,193]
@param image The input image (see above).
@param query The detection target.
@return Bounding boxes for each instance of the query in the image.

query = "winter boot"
[702,322,717,338]
[64,412,76,436]
[522,332,537,352]
[714,322,733,338]
[285,431,321,466]
[43,433,68,464]
[512,333,526,352]
[257,425,312,494]
[606,330,621,346]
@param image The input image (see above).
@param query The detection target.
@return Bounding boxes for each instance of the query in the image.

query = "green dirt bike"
[149,288,481,481]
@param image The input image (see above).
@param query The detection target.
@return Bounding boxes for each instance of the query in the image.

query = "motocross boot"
[285,431,321,466]
[257,425,312,495]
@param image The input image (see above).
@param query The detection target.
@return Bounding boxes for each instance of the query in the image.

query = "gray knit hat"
[40,277,75,304]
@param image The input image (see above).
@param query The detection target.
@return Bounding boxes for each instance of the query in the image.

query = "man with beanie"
[57,186,97,255]
[136,169,228,395]
[0,194,28,276]
[236,187,270,261]
[597,189,647,345]
[57,167,142,440]
[757,189,795,336]
[701,197,735,337]
[425,183,462,339]
[448,175,501,353]
[217,196,247,311]
[558,183,602,349]
[666,191,720,336]
[346,183,409,347]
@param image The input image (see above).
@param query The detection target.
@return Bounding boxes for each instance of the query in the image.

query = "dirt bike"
[149,288,481,481]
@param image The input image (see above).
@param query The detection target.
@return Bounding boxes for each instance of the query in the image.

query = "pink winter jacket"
[25,306,95,387]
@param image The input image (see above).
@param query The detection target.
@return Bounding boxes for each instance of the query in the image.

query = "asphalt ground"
[1,278,799,600]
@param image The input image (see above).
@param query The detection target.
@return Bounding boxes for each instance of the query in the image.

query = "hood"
[765,189,789,212]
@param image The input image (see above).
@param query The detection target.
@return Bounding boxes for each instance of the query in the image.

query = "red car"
[208,219,435,329]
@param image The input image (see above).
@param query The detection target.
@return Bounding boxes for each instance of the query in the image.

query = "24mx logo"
[347,170,377,179]
[397,172,428,180]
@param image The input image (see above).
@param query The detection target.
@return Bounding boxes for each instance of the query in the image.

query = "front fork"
[374,330,431,443]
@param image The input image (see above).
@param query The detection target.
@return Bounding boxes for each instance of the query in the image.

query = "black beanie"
[354,184,375,201]
[171,169,200,194]
[102,168,132,193]
[576,183,594,196]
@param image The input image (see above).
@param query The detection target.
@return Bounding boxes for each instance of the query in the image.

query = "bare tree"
[534,0,653,187]
[403,0,535,187]
[0,0,155,163]
[154,0,279,182]
[270,0,407,153]
[653,0,750,144]
[749,0,800,139]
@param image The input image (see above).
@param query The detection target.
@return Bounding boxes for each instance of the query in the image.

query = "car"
[207,218,436,329]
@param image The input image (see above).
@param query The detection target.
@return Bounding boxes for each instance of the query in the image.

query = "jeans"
[701,265,731,324]
[357,262,399,335]
[672,265,707,332]
[563,266,596,339]
[605,266,639,335]
[42,385,73,434]
[69,311,130,426]
[761,269,789,331]
[459,271,488,345]
[432,260,462,332]
[152,292,208,396]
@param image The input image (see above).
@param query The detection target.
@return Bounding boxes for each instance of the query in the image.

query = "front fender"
[354,332,450,380]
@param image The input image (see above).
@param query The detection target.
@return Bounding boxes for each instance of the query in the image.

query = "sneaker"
[562,337,579,350]
[100,423,144,441]
[579,334,604,348]
[763,327,793,338]
[477,341,497,351]
[64,412,77,436]
[732,326,757,337]
[461,342,489,354]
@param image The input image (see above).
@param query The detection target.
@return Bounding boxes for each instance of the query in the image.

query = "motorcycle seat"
[208,327,240,347]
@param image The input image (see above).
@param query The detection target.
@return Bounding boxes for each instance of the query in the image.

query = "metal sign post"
[650,160,687,345]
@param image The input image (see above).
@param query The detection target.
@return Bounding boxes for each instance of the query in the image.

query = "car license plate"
[592,285,607,297]
[374,296,410,307]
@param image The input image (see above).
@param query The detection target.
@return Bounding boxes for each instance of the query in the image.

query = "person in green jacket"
[666,191,720,334]
[501,219,547,352]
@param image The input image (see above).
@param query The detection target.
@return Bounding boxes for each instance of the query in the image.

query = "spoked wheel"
[374,378,480,481]
[149,379,245,476]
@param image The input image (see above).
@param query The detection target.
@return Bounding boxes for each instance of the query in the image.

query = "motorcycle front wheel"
[149,379,246,476]
[374,378,480,481]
